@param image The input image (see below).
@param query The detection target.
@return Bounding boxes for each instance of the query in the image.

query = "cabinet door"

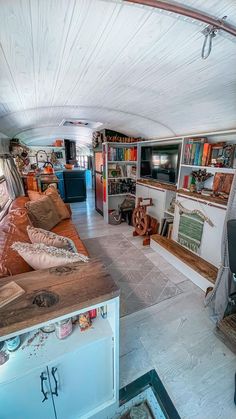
[0,368,55,419]
[51,337,114,419]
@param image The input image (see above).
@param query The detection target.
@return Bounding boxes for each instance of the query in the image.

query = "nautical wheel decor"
[132,197,159,246]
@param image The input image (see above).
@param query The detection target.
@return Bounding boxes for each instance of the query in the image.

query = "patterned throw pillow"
[28,186,70,220]
[11,242,89,270]
[27,225,77,253]
[25,196,61,230]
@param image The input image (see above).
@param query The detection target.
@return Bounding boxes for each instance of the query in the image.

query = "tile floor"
[71,190,236,419]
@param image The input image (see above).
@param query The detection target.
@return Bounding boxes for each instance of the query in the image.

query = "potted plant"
[191,169,213,192]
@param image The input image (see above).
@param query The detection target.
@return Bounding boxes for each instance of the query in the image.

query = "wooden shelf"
[151,235,218,283]
[108,177,136,180]
[164,210,174,217]
[137,178,177,192]
[108,193,136,197]
[108,161,137,164]
[177,189,228,207]
[181,164,235,173]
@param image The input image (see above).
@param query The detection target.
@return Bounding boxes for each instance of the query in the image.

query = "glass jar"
[5,336,21,352]
[41,324,55,333]
[55,318,72,339]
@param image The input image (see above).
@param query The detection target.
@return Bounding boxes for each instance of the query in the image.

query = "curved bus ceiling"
[0,0,236,146]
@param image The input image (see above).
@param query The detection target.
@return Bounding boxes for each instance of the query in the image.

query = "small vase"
[195,181,204,192]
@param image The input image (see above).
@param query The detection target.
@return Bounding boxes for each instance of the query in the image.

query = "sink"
[33,291,59,308]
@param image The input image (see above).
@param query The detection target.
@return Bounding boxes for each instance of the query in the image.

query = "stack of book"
[108,147,137,162]
[160,217,173,239]
[183,137,212,166]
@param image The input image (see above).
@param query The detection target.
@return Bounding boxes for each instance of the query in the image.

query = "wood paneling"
[0,0,235,144]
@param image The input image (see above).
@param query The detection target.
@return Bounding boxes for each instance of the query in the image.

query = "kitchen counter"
[0,259,119,339]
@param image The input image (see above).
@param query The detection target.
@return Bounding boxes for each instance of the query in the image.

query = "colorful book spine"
[198,144,204,165]
[183,175,189,189]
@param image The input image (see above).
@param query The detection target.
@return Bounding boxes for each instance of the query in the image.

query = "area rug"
[114,369,181,418]
[84,234,182,316]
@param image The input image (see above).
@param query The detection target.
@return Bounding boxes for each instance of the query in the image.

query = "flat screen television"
[140,143,181,185]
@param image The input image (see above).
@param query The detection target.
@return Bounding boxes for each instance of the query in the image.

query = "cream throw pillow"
[27,226,77,253]
[11,242,89,270]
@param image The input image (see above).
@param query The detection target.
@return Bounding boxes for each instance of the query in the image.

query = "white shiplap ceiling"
[0,0,236,146]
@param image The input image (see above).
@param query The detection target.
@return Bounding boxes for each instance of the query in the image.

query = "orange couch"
[0,196,88,279]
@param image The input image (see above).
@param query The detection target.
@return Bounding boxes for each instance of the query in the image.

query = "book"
[198,144,204,165]
[183,175,189,189]
[0,281,25,308]
[194,143,200,165]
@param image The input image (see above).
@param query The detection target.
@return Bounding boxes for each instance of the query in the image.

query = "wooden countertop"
[177,189,228,207]
[137,178,177,192]
[0,259,119,338]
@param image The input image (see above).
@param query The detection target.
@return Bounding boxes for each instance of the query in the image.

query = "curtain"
[0,138,25,199]
[205,173,236,322]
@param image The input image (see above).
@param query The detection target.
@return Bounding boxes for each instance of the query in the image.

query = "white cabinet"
[0,367,54,419]
[54,337,114,419]
[0,298,119,419]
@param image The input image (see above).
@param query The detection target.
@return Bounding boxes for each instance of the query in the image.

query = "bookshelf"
[103,142,138,223]
[135,130,236,274]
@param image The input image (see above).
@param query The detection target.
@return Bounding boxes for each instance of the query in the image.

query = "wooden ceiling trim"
[125,0,236,37]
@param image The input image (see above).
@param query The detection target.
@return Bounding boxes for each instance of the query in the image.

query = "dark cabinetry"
[64,170,86,203]
[55,171,65,200]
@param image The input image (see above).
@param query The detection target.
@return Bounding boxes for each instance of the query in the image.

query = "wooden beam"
[125,0,236,37]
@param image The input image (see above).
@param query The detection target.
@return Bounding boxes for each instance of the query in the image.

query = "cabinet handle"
[40,372,48,403]
[51,367,58,397]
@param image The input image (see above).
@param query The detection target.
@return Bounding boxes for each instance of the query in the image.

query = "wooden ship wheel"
[132,206,151,236]
[132,197,159,245]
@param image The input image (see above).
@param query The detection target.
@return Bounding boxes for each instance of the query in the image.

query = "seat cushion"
[51,219,88,257]
[0,209,33,278]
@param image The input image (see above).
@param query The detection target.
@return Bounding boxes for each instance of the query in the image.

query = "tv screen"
[140,144,180,184]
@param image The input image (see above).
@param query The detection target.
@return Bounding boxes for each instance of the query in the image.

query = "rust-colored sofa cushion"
[9,196,29,212]
[0,208,33,278]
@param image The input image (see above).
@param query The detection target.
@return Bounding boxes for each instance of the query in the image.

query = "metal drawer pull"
[40,372,48,403]
[51,367,58,397]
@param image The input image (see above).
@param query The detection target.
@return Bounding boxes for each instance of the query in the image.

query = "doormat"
[113,370,181,419]
[84,234,182,317]
[178,213,204,253]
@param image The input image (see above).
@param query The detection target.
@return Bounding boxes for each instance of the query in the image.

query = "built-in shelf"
[0,317,113,385]
[108,193,136,197]
[108,161,137,164]
[164,210,174,217]
[181,164,235,173]
[177,189,228,207]
[28,145,65,150]
[108,177,136,180]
